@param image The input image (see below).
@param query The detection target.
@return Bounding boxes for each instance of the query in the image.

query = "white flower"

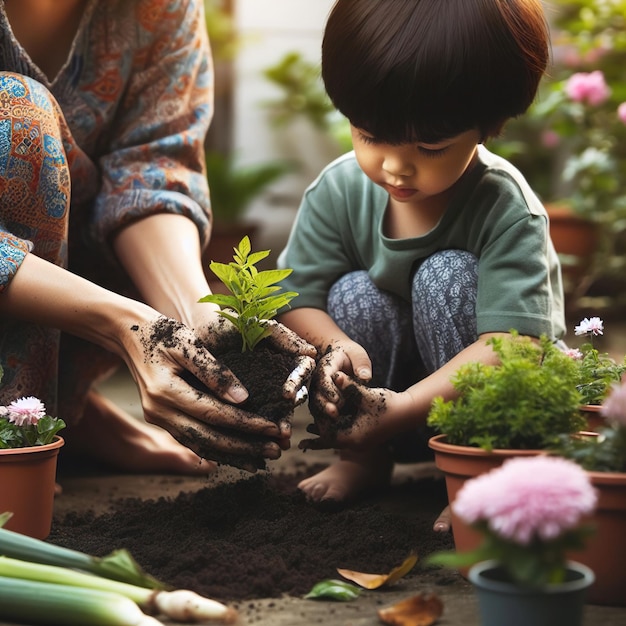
[7,396,47,427]
[574,317,604,337]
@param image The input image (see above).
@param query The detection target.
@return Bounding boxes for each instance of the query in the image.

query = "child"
[277,0,562,531]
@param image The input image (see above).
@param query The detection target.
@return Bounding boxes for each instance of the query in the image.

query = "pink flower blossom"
[564,348,583,360]
[7,396,47,427]
[541,130,560,149]
[574,316,604,337]
[618,102,626,125]
[565,71,611,106]
[452,456,597,545]
[601,379,626,427]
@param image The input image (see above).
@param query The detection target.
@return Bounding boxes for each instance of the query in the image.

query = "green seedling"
[199,236,298,351]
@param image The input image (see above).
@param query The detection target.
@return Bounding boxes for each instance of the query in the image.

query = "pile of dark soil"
[50,470,454,602]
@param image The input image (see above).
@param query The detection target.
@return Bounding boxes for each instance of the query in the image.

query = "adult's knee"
[0,72,70,219]
[0,72,59,119]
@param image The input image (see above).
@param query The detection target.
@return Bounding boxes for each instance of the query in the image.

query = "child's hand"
[307,341,372,419]
[301,370,395,451]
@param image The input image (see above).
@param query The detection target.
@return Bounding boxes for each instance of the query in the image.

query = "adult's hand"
[123,315,296,472]
[191,313,317,450]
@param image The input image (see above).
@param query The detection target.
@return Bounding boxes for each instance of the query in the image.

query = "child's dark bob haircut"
[322,0,550,144]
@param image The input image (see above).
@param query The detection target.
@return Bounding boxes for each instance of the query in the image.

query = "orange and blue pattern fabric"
[0,0,213,416]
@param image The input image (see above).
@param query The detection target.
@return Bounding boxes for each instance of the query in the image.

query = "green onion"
[0,556,238,623]
[0,524,163,588]
[0,575,163,625]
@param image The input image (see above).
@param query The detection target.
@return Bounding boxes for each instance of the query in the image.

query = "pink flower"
[452,456,597,545]
[7,396,47,427]
[618,102,626,125]
[564,348,583,360]
[541,130,560,149]
[574,316,604,337]
[601,379,626,427]
[565,71,611,106]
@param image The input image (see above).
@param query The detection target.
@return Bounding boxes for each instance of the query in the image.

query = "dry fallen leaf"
[377,593,444,626]
[337,553,418,589]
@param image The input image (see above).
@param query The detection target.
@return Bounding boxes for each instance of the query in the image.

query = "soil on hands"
[50,470,455,602]
[146,315,303,471]
[303,345,385,450]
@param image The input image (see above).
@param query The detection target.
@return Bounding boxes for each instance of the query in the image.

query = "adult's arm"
[0,253,290,468]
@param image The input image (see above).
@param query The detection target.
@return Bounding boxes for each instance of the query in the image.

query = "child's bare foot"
[62,391,216,475]
[433,505,451,532]
[298,449,392,504]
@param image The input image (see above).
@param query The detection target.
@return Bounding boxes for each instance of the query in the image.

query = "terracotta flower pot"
[579,404,605,432]
[428,434,544,564]
[0,436,64,539]
[469,559,594,626]
[546,204,599,301]
[568,469,626,606]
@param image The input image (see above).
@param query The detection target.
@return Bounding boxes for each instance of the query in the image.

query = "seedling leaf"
[200,236,298,350]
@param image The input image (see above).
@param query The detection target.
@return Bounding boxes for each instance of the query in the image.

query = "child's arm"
[298,330,508,451]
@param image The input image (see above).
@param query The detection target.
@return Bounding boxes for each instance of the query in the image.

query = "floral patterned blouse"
[0,0,213,288]
[0,0,213,414]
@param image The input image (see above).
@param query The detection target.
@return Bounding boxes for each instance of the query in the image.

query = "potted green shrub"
[426,333,586,566]
[199,236,314,471]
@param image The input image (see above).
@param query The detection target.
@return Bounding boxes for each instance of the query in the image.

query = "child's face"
[350,125,481,206]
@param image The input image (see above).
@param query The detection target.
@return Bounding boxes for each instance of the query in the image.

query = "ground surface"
[1,370,625,626]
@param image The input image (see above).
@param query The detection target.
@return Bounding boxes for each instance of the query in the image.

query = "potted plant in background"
[429,456,596,626]
[261,51,352,186]
[555,379,626,606]
[490,0,626,307]
[564,316,626,429]
[0,372,66,540]
[204,150,293,293]
[427,333,586,562]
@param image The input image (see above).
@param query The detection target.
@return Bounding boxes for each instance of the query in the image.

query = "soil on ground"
[49,468,455,603]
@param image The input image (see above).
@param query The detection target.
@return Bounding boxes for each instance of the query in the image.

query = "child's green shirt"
[278,145,565,340]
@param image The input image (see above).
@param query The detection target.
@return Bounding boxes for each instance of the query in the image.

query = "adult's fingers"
[294,385,309,406]
[154,410,283,472]
[136,316,247,404]
[263,320,317,358]
[282,355,316,399]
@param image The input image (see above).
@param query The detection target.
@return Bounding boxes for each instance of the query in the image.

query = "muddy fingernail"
[225,384,248,403]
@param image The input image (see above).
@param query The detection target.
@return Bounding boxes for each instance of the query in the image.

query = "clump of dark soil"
[219,343,295,422]
[181,330,308,471]
[50,470,454,602]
